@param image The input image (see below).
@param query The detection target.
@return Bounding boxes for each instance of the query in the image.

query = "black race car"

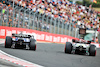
[5,33,36,51]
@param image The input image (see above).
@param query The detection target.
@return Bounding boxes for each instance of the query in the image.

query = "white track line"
[0,50,44,67]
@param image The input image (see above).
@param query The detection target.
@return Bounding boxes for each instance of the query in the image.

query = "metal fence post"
[12,9,14,27]
[57,18,60,34]
[72,28,74,37]
[65,23,67,35]
[67,23,69,35]
[68,23,70,36]
[54,18,56,34]
[61,20,64,34]
[78,34,80,38]
[49,17,53,33]
[72,23,74,37]
[18,8,23,27]
[75,28,77,38]
[28,11,33,29]
[77,29,80,38]
[77,29,79,38]
[32,12,35,30]
[23,9,29,28]
[46,16,49,32]
[94,30,97,43]
[12,6,18,27]
[41,14,45,31]
[28,11,30,29]
[0,4,6,26]
[6,6,10,26]
[37,13,40,30]
[32,12,38,30]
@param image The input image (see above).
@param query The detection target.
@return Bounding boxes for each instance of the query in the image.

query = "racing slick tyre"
[89,45,96,56]
[29,39,36,51]
[5,36,12,48]
[65,42,72,54]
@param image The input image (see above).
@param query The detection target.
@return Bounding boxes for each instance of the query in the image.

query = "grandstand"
[0,0,100,43]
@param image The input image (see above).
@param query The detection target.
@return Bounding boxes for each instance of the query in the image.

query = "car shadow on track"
[56,51,96,57]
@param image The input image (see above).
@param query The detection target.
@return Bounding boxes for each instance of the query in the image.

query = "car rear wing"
[72,39,91,44]
[13,40,30,43]
[12,34,32,38]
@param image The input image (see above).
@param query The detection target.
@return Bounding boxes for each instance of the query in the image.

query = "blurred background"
[0,0,100,43]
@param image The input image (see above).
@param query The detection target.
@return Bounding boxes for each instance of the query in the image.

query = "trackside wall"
[0,26,100,48]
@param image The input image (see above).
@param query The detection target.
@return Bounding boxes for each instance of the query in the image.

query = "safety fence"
[0,4,79,38]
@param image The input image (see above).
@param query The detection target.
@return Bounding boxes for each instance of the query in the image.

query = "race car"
[5,33,36,51]
[65,39,96,56]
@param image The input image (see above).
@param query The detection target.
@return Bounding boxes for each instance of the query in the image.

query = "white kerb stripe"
[0,50,44,67]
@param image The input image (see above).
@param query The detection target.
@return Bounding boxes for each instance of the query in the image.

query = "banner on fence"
[0,26,100,48]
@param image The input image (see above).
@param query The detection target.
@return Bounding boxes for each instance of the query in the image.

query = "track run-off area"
[0,41,100,67]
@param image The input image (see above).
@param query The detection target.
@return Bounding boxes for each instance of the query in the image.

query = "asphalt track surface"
[0,43,100,67]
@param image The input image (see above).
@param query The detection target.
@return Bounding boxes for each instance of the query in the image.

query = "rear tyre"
[89,45,96,56]
[29,39,36,51]
[5,36,12,48]
[65,42,72,54]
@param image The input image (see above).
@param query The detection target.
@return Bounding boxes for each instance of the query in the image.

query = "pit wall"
[0,26,100,48]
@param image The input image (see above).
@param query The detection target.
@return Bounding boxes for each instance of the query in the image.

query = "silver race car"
[5,32,36,51]
[65,39,96,56]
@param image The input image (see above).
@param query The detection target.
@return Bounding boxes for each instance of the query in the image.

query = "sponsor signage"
[0,26,78,43]
[0,26,99,48]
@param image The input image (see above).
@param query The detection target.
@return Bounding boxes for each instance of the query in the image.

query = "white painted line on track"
[0,50,44,67]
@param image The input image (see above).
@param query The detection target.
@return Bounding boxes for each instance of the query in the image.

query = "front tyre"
[89,45,96,56]
[29,39,36,51]
[65,42,72,54]
[5,36,12,48]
